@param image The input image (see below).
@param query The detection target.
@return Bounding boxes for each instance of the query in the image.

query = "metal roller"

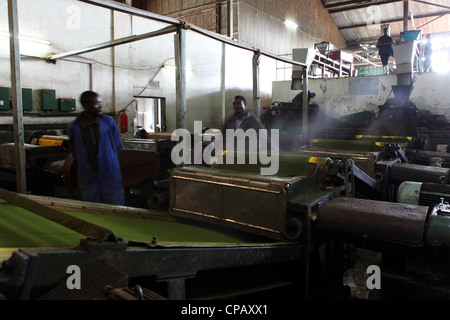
[317,197,429,248]
[408,149,450,167]
[284,217,304,241]
[389,163,450,184]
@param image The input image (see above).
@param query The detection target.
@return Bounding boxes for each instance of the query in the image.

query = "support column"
[252,50,261,118]
[8,0,26,194]
[221,43,226,125]
[302,67,309,139]
[111,10,116,114]
[227,0,234,38]
[175,27,187,129]
[403,0,410,32]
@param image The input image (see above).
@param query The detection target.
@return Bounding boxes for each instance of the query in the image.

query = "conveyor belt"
[0,203,269,248]
[0,204,83,247]
[0,187,116,243]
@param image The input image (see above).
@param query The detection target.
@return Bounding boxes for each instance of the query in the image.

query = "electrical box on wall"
[22,88,33,111]
[40,89,56,111]
[0,87,11,110]
[58,98,76,111]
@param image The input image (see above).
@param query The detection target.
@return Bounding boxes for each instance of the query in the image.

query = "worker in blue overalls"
[68,91,125,205]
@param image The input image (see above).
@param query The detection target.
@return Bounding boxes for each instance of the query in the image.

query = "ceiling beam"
[328,0,402,14]
[338,10,450,30]
[346,35,401,49]
[325,0,375,9]
[412,0,450,11]
[346,30,450,49]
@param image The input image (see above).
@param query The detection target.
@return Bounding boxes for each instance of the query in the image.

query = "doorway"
[134,96,166,135]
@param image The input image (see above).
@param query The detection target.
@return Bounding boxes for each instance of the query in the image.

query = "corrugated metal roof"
[324,0,450,45]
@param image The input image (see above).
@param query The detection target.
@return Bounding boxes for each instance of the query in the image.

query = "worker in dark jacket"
[68,91,125,205]
[222,95,265,151]
[377,28,394,75]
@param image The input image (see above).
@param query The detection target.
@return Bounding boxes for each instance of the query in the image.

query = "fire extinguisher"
[120,111,128,133]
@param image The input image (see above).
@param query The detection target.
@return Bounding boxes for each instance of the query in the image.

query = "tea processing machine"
[169,153,350,241]
[3,140,450,300]
[0,133,164,208]
[294,139,450,205]
[0,188,306,300]
[0,150,354,300]
[167,149,450,299]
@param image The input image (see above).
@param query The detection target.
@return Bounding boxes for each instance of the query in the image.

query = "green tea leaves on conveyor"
[0,187,119,243]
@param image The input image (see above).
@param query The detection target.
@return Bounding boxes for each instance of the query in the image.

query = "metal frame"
[327,0,402,14]
[43,0,308,130]
[8,0,26,194]
[329,0,450,51]
[2,241,303,300]
[7,0,309,193]
[339,10,450,30]
[48,25,179,61]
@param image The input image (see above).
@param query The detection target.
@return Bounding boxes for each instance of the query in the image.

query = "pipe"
[77,0,180,25]
[48,25,179,61]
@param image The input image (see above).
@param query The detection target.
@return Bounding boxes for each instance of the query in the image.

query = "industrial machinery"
[0,132,163,208]
[0,133,70,195]
[167,152,359,299]
[59,146,161,208]
[295,139,450,204]
[317,196,450,299]
[166,147,450,299]
[406,148,450,168]
[397,181,450,208]
[261,91,332,151]
[169,153,351,241]
[0,188,305,300]
[3,141,450,300]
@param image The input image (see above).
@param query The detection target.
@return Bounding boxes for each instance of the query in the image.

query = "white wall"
[0,0,280,137]
[273,72,450,120]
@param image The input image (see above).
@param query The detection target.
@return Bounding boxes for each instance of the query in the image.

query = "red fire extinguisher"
[120,111,128,133]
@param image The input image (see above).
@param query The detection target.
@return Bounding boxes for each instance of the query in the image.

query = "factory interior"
[1,0,450,303]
